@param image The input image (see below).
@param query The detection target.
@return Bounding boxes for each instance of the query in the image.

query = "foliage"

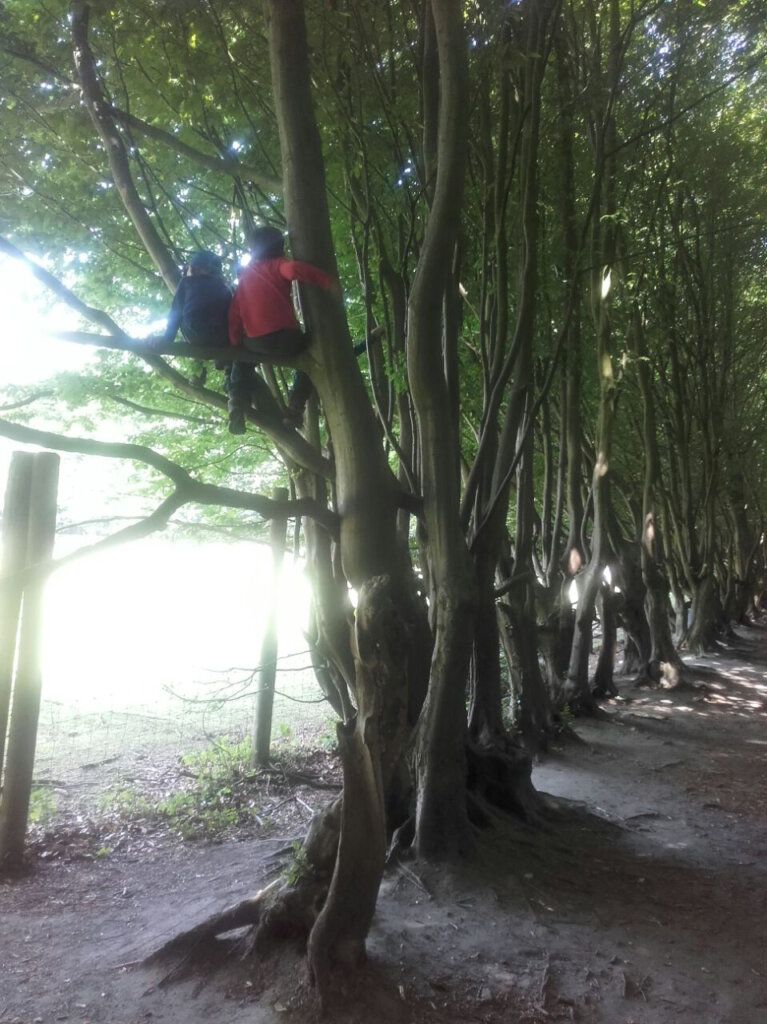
[0,0,764,782]
[283,838,314,886]
[101,737,261,842]
[27,786,57,825]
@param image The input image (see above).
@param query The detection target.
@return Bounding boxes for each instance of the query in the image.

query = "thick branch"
[0,418,339,536]
[0,236,129,339]
[105,104,282,193]
[0,392,54,413]
[52,330,277,363]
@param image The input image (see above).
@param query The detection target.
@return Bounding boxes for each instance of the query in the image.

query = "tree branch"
[71,2,180,288]
[0,417,340,536]
[104,391,213,424]
[0,392,55,413]
[0,239,333,479]
[0,236,129,339]
[104,104,282,193]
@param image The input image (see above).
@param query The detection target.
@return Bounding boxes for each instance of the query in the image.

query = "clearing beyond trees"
[1,621,765,1024]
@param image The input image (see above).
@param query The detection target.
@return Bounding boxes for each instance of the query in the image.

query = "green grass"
[100,736,265,842]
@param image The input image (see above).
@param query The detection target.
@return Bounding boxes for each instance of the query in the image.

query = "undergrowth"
[100,736,268,842]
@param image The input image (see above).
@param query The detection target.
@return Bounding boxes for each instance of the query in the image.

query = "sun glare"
[42,537,312,711]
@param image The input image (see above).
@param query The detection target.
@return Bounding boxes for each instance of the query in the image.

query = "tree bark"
[307,575,408,1008]
[630,309,684,682]
[407,0,475,859]
[565,0,622,712]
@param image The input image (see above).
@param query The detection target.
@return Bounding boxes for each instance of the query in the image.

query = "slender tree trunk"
[592,582,618,698]
[555,18,585,581]
[408,0,475,859]
[565,0,622,712]
[264,0,400,588]
[262,0,415,985]
[630,309,684,682]
[501,0,557,748]
[254,487,288,766]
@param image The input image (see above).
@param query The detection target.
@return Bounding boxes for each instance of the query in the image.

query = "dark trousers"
[228,328,313,412]
[180,323,229,347]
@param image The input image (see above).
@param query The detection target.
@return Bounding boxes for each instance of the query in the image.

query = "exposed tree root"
[466,739,549,827]
[145,574,411,1014]
[144,799,342,970]
[144,884,276,965]
[307,715,386,1011]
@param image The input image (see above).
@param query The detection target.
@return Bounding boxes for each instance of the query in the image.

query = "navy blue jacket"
[164,274,232,346]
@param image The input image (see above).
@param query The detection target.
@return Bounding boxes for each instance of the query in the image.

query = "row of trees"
[2,0,765,995]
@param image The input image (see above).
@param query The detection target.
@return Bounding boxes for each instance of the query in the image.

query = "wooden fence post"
[0,452,35,786]
[253,486,289,767]
[0,452,59,868]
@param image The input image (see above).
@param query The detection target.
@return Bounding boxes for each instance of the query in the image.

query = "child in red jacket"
[226,226,336,433]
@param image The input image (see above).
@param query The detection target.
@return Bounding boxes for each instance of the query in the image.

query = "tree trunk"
[592,582,618,698]
[468,530,505,744]
[307,575,408,1008]
[686,573,720,653]
[555,18,586,581]
[629,309,684,683]
[565,0,622,713]
[406,0,475,859]
[253,487,288,766]
[261,0,417,991]
[264,0,401,588]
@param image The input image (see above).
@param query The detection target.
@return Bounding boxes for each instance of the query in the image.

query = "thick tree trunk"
[407,0,475,859]
[687,573,721,653]
[307,575,408,1007]
[468,533,505,744]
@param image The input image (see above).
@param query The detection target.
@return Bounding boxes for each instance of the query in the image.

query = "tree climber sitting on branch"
[159,249,232,348]
[226,225,338,435]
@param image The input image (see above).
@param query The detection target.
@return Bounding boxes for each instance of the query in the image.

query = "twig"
[295,795,316,816]
[396,862,432,898]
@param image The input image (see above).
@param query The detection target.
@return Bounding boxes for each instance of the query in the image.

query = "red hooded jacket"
[228,257,334,346]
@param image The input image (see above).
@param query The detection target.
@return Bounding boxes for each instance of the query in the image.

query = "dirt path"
[2,622,766,1024]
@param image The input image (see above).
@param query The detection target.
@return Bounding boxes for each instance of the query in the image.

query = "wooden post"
[0,453,35,786]
[253,486,289,767]
[0,452,59,867]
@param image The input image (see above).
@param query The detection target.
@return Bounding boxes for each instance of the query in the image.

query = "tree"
[2,0,766,1003]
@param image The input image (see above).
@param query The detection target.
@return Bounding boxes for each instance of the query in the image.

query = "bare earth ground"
[2,621,767,1024]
